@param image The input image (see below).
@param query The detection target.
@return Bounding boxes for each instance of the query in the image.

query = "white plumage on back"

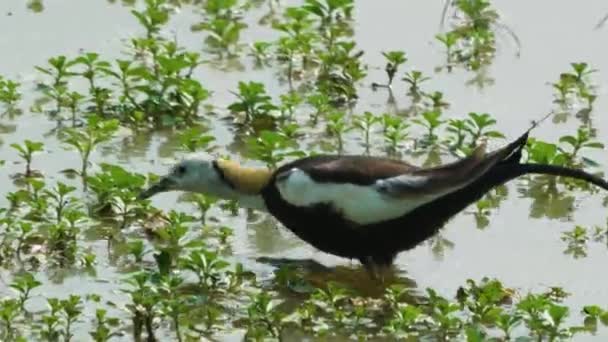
[275,168,443,225]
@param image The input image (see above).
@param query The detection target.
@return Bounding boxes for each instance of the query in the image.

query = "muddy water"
[1,0,608,340]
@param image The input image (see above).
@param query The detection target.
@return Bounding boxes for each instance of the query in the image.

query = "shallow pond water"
[1,0,608,340]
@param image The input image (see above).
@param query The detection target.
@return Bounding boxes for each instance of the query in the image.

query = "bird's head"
[138,159,219,199]
[138,158,272,209]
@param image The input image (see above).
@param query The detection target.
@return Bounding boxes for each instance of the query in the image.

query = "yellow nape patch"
[216,159,272,194]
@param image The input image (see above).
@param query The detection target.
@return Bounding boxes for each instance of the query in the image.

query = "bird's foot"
[362,257,394,284]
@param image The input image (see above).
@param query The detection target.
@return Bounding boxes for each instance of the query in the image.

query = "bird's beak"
[138,176,177,200]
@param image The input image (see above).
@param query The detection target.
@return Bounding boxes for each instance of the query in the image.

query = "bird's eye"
[176,165,186,175]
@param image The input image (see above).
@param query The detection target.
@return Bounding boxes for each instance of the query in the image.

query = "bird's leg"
[362,256,396,284]
[362,257,382,281]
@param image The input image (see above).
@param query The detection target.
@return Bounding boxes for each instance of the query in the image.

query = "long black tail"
[514,163,608,190]
[383,160,608,257]
[488,162,608,192]
[378,117,608,259]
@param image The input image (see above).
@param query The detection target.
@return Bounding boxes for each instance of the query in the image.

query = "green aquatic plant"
[446,119,467,150]
[60,116,119,180]
[40,298,63,341]
[326,111,351,152]
[73,52,111,99]
[456,278,511,325]
[279,91,302,120]
[14,221,34,260]
[0,298,21,341]
[177,126,215,153]
[275,36,302,86]
[185,193,218,224]
[123,271,162,342]
[128,41,211,126]
[87,163,148,222]
[26,0,44,12]
[130,0,172,39]
[246,130,305,168]
[303,0,354,27]
[65,91,85,126]
[562,225,589,259]
[435,31,459,65]
[180,248,229,289]
[10,272,42,312]
[273,7,318,85]
[100,60,141,118]
[249,41,273,66]
[306,92,332,125]
[126,240,148,265]
[61,208,86,231]
[89,309,121,342]
[472,185,508,229]
[154,211,198,268]
[425,288,463,339]
[582,305,608,334]
[462,112,505,147]
[517,293,573,340]
[316,41,366,103]
[425,91,450,111]
[4,1,608,340]
[158,273,188,342]
[438,0,516,71]
[20,178,49,221]
[35,55,76,89]
[551,62,598,109]
[378,51,407,88]
[196,18,247,56]
[0,76,22,111]
[278,122,302,140]
[525,139,568,166]
[217,226,234,246]
[228,81,278,123]
[245,292,284,339]
[384,304,423,338]
[10,140,44,178]
[44,182,77,224]
[402,70,430,99]
[48,221,80,264]
[79,250,97,270]
[60,295,84,342]
[413,110,445,145]
[352,111,381,152]
[310,282,351,326]
[558,127,604,167]
[95,12,211,127]
[35,55,78,114]
[191,0,249,56]
[200,0,243,18]
[382,114,410,154]
[383,284,413,311]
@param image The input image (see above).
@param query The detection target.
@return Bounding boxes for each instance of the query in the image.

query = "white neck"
[195,182,267,212]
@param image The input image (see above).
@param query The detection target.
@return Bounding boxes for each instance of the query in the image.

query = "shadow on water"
[518,176,577,220]
[256,256,422,300]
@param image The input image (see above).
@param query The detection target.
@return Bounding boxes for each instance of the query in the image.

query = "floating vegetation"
[438,0,519,71]
[550,62,599,127]
[0,0,607,340]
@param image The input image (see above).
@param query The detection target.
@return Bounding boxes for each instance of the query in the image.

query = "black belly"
[260,182,457,265]
[260,165,519,266]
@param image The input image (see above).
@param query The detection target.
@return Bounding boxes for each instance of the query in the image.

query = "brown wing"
[377,131,530,198]
[274,129,528,194]
[275,155,420,186]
